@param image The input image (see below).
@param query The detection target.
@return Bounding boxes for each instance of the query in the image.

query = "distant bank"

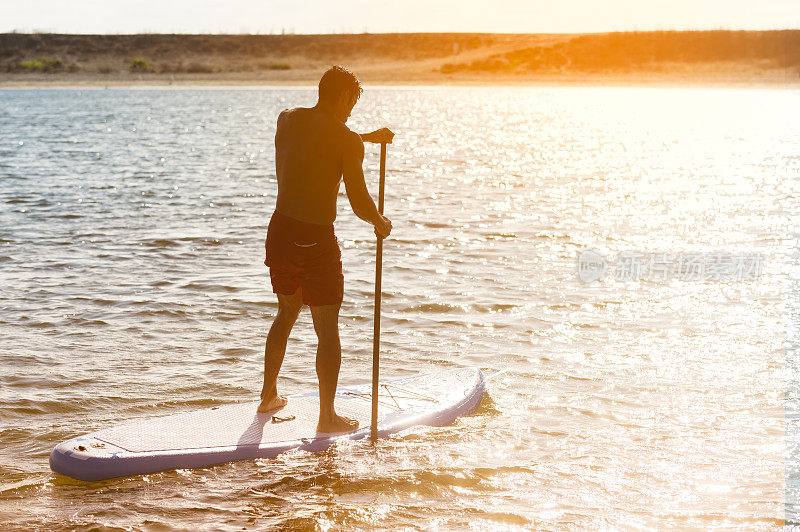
[1,30,798,87]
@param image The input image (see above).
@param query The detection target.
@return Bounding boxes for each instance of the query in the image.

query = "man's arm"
[342,132,392,238]
[359,127,394,145]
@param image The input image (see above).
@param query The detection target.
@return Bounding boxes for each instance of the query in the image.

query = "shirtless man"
[258,66,393,433]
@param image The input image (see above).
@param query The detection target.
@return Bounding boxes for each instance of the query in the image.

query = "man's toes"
[257,395,288,412]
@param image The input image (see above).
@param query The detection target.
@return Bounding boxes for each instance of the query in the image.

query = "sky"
[3,0,799,34]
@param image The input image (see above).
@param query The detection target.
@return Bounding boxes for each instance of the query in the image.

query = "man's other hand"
[362,128,394,144]
[374,215,392,239]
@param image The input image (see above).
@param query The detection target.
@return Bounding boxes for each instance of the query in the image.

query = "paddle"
[371,142,387,441]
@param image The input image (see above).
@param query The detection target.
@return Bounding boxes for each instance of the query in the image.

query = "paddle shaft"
[371,142,387,441]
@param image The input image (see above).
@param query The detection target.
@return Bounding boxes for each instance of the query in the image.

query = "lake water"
[0,86,796,530]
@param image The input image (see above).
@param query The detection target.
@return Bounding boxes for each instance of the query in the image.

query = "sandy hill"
[1,30,797,85]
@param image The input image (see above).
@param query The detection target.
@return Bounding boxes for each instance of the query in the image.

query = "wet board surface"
[50,367,485,481]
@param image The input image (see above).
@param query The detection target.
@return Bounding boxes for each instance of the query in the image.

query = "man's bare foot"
[257,395,288,413]
[316,414,359,433]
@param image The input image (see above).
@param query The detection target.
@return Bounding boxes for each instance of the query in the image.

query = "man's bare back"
[274,106,354,226]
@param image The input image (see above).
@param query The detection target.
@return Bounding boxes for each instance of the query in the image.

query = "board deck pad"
[96,394,388,453]
[50,367,485,481]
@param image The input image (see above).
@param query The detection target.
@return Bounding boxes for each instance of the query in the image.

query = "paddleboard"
[50,367,485,481]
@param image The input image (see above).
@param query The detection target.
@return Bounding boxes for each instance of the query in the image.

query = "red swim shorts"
[264,210,344,306]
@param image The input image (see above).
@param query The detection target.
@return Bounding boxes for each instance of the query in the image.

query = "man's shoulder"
[324,113,354,135]
[340,127,362,151]
[320,114,359,147]
[278,106,306,121]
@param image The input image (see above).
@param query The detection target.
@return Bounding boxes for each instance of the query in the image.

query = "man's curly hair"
[318,65,363,103]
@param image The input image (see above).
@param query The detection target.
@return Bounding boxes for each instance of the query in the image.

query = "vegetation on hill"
[440,30,800,74]
[0,33,499,74]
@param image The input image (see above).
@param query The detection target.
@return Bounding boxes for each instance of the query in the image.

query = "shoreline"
[1,72,798,90]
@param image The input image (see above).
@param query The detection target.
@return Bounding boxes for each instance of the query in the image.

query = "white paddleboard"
[50,367,485,481]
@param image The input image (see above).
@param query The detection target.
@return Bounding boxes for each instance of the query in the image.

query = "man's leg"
[310,303,359,433]
[258,289,303,412]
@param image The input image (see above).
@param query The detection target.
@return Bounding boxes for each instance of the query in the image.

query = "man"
[258,66,393,434]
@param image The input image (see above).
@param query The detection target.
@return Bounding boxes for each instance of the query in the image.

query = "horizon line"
[3,27,800,37]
